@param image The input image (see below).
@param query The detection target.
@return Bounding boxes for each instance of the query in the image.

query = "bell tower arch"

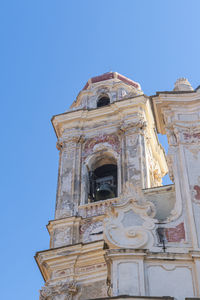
[81,145,120,204]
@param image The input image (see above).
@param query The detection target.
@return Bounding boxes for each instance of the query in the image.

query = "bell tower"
[52,72,167,221]
[36,73,200,300]
[36,72,168,299]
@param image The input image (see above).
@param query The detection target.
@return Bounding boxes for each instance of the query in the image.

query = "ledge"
[88,296,174,300]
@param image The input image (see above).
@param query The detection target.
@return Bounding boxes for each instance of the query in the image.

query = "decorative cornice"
[152,90,200,134]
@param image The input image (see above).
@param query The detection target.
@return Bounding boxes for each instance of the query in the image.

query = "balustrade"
[78,197,119,218]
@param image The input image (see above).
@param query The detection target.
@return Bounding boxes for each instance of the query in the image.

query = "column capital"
[119,119,147,135]
[56,135,85,151]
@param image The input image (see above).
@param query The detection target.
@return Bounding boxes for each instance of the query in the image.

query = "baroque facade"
[36,73,200,300]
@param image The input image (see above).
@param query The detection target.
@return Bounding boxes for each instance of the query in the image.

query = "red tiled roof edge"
[117,74,139,89]
[82,72,139,90]
[82,81,89,91]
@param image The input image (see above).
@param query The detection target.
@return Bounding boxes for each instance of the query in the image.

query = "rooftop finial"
[173,77,193,91]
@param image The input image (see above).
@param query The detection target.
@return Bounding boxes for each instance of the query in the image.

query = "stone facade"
[35,73,200,300]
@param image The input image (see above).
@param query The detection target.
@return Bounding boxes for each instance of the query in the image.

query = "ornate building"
[36,73,200,300]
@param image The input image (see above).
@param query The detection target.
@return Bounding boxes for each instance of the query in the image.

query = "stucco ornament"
[121,182,156,215]
[40,281,78,300]
[104,198,157,249]
[121,182,143,202]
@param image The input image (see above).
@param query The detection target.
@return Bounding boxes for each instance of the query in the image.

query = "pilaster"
[152,90,200,250]
[55,135,83,219]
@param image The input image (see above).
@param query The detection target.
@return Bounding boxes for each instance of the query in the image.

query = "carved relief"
[120,118,147,134]
[40,281,78,300]
[104,198,156,249]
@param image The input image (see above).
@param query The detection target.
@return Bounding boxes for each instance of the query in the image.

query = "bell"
[95,183,115,201]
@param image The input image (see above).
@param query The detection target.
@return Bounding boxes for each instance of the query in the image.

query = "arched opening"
[89,162,117,202]
[97,96,110,108]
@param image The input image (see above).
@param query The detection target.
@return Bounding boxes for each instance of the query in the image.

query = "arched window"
[97,95,110,108]
[88,160,117,202]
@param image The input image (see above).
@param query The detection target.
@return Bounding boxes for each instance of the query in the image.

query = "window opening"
[157,133,173,185]
[97,96,110,108]
[89,164,117,202]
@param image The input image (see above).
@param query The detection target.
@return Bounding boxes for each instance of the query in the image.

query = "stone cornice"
[35,240,106,282]
[105,248,200,261]
[52,95,149,138]
[47,216,82,235]
[152,91,200,134]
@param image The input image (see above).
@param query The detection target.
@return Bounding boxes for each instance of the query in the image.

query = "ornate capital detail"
[119,119,147,134]
[61,129,84,141]
[56,134,84,151]
[65,136,80,144]
[40,281,78,300]
[61,138,80,151]
[56,137,64,151]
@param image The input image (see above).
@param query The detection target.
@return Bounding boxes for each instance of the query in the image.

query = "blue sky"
[1,0,200,299]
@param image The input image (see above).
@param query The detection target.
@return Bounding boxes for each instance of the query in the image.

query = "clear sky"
[1,0,200,299]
